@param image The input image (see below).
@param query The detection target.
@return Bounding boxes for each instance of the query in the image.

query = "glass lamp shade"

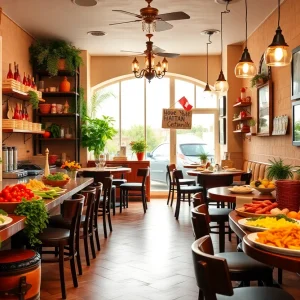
[132,58,139,72]
[264,45,292,67]
[162,57,168,71]
[156,62,162,75]
[203,83,212,95]
[234,61,257,78]
[214,70,229,93]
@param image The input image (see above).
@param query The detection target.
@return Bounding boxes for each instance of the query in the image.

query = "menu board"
[162,109,192,129]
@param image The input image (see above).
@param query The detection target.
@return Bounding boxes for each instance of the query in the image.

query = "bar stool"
[37,200,83,299]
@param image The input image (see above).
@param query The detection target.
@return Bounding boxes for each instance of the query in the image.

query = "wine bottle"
[16,64,21,82]
[25,106,29,120]
[13,103,20,120]
[22,72,27,85]
[31,77,37,90]
[13,62,18,80]
[26,74,31,87]
[7,63,13,79]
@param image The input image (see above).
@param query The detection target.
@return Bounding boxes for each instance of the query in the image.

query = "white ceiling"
[0,0,279,56]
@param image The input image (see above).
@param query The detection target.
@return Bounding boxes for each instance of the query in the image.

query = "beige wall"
[0,12,34,161]
[90,55,221,87]
[240,0,300,166]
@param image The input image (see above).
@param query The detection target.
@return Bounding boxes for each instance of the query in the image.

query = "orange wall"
[238,0,300,166]
[0,12,34,161]
[90,55,221,87]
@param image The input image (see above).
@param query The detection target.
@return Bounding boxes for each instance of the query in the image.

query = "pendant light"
[202,30,218,95]
[214,1,230,93]
[264,0,291,67]
[234,0,257,78]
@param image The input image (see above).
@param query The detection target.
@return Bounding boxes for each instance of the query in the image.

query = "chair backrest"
[172,169,184,188]
[137,168,150,188]
[221,160,234,168]
[241,170,252,185]
[81,187,96,232]
[102,177,113,211]
[191,235,233,299]
[192,192,205,207]
[82,171,112,185]
[191,205,211,240]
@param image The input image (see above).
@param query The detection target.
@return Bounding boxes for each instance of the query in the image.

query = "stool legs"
[59,244,66,299]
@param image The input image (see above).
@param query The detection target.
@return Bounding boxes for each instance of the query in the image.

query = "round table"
[208,186,276,203]
[187,170,244,177]
[229,211,300,273]
[79,167,131,176]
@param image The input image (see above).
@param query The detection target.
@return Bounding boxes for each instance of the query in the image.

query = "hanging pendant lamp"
[214,1,230,93]
[234,0,257,78]
[264,0,291,67]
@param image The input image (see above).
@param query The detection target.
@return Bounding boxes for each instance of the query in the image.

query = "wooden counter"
[87,160,151,201]
[0,177,93,242]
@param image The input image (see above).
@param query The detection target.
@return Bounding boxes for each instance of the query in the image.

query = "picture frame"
[257,80,273,136]
[219,96,226,117]
[291,46,300,100]
[292,100,300,146]
[259,53,271,79]
[219,118,226,145]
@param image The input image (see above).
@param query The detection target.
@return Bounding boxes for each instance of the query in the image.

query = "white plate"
[224,169,243,172]
[228,188,254,194]
[247,232,300,257]
[200,170,214,173]
[238,217,300,232]
[0,215,13,228]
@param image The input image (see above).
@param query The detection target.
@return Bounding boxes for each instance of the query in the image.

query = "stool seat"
[113,179,127,186]
[171,178,195,186]
[209,208,232,219]
[180,186,203,193]
[120,183,142,190]
[38,227,70,243]
[216,286,294,300]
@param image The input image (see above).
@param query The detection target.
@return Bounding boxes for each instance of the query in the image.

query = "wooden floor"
[40,199,300,300]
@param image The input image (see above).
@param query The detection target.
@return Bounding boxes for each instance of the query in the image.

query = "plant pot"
[250,126,257,134]
[136,152,144,161]
[275,180,300,211]
[58,58,66,70]
[201,159,207,165]
[67,170,78,180]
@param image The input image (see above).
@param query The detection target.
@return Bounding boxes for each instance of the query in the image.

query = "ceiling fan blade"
[156,52,180,58]
[120,50,145,55]
[109,20,142,26]
[153,45,165,54]
[157,11,190,21]
[112,10,142,18]
[155,20,173,32]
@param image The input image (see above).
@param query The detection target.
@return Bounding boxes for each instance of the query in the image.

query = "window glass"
[196,86,217,108]
[175,79,194,108]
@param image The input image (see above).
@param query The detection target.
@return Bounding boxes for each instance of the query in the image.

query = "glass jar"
[51,103,57,114]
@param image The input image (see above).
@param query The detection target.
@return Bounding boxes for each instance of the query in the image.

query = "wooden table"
[229,211,300,273]
[0,177,94,242]
[208,186,276,203]
[183,164,204,169]
[79,167,131,175]
[187,170,244,177]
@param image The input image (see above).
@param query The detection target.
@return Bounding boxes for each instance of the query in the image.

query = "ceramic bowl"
[254,187,276,194]
[39,104,51,114]
[42,177,69,187]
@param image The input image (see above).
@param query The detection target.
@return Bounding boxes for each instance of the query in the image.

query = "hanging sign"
[162,108,192,129]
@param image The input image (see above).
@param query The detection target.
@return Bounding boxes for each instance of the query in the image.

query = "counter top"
[0,177,94,242]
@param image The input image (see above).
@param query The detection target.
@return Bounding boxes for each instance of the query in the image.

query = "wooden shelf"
[232,116,252,122]
[233,129,250,133]
[37,113,79,117]
[3,129,45,134]
[36,70,79,77]
[42,92,78,97]
[39,138,78,141]
[233,102,252,107]
[3,88,45,102]
[245,133,256,136]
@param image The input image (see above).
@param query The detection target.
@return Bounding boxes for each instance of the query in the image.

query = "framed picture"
[291,46,300,100]
[292,101,300,146]
[257,81,273,136]
[219,118,226,144]
[259,53,271,79]
[219,96,226,117]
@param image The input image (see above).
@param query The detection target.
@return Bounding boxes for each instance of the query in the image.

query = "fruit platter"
[250,179,275,194]
[228,185,254,194]
[238,214,300,232]
[236,200,284,217]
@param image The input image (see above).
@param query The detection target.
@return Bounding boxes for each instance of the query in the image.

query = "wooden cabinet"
[233,102,252,133]
[87,160,151,201]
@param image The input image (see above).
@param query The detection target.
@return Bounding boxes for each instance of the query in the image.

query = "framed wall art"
[292,101,300,146]
[219,118,226,145]
[257,80,273,136]
[291,46,300,100]
[219,96,226,117]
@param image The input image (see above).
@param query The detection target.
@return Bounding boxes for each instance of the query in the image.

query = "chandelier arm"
[153,69,166,79]
[245,0,248,48]
[134,69,146,78]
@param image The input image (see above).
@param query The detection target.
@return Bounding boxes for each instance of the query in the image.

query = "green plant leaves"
[28,91,39,109]
[267,158,293,180]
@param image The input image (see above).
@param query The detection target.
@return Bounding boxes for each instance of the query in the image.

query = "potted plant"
[250,73,268,88]
[199,152,209,165]
[29,40,83,76]
[81,116,117,160]
[248,118,257,134]
[130,140,147,161]
[266,158,293,180]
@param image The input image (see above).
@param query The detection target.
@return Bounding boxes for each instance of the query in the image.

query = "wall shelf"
[2,88,45,102]
[38,138,78,141]
[42,92,78,97]
[36,70,79,77]
[232,116,252,122]
[37,113,79,117]
[3,129,45,134]
[233,102,252,107]
[233,129,250,133]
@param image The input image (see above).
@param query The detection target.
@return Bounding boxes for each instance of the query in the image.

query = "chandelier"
[132,34,168,82]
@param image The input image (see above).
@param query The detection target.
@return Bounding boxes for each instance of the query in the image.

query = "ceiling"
[0,0,279,56]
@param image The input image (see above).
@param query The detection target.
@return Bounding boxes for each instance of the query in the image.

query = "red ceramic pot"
[136,152,144,161]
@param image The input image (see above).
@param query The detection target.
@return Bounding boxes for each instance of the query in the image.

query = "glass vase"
[67,170,78,180]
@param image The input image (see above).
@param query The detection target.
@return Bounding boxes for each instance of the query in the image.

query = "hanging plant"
[28,91,39,109]
[14,199,49,246]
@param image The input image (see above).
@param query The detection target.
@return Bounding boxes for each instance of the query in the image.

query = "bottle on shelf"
[31,77,37,90]
[16,64,21,82]
[13,62,18,80]
[23,72,27,85]
[13,103,20,120]
[44,148,50,177]
[24,107,29,121]
[7,63,13,79]
[26,74,31,87]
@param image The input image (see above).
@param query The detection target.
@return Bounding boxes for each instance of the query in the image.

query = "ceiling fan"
[128,34,179,82]
[110,0,190,32]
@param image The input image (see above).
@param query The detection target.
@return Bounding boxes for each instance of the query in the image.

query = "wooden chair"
[166,163,196,206]
[191,208,274,287]
[192,193,232,253]
[191,235,294,300]
[37,200,83,299]
[221,159,234,168]
[231,170,252,186]
[173,170,203,220]
[120,168,150,213]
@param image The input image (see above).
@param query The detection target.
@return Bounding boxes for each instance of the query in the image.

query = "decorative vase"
[201,159,207,165]
[59,76,71,92]
[67,170,78,180]
[250,126,257,134]
[136,152,144,161]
